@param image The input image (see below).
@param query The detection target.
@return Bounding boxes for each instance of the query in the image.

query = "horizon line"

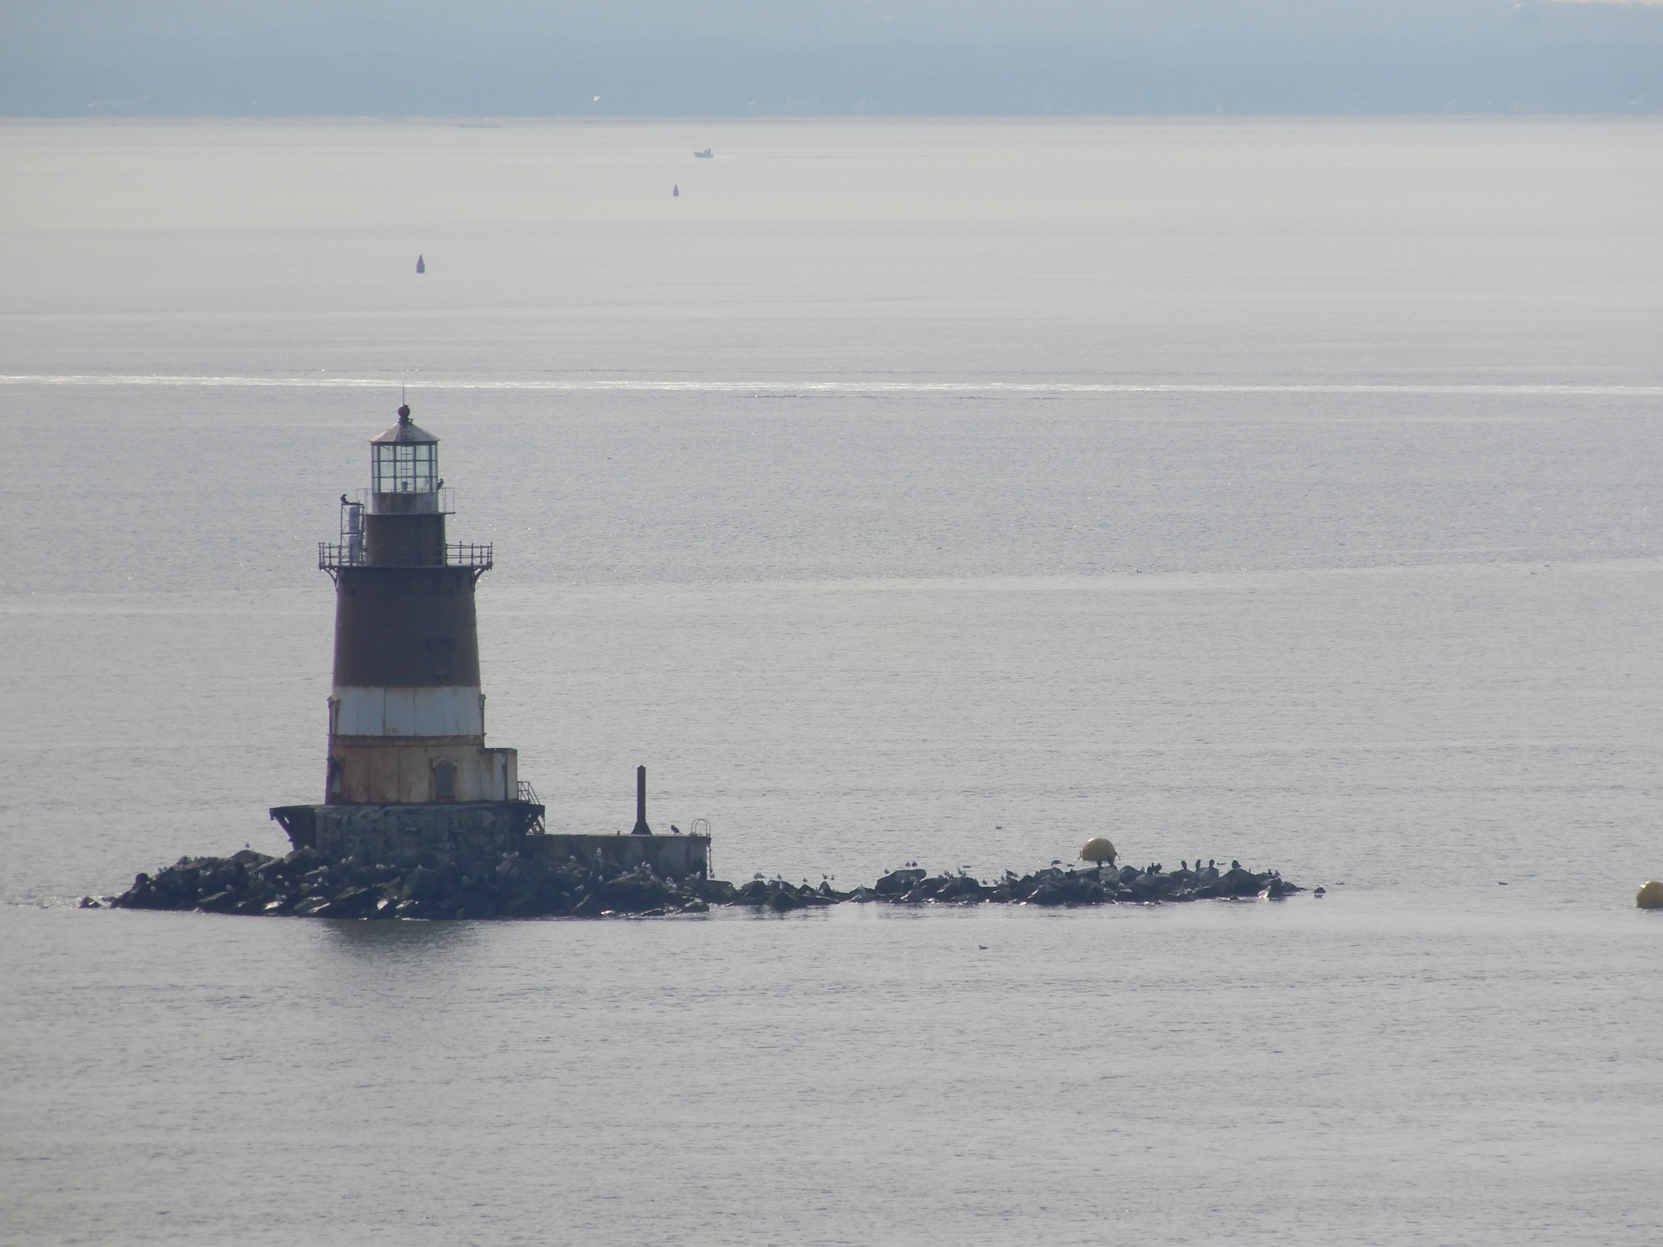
[4,374,1660,397]
[5,111,1662,123]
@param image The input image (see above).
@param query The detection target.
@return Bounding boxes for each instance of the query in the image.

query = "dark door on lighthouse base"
[433,759,457,802]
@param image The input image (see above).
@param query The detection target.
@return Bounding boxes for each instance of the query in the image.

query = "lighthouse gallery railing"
[318,542,493,571]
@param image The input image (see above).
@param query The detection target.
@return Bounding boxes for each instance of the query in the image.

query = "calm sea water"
[3,118,1662,1245]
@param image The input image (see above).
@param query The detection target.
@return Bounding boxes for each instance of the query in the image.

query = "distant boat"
[694,148,714,158]
[672,185,679,198]
[415,255,425,274]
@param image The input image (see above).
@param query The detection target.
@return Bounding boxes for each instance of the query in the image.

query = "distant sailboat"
[416,255,425,274]
[672,185,679,198]
[694,148,714,158]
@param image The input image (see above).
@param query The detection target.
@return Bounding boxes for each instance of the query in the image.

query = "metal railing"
[319,542,493,571]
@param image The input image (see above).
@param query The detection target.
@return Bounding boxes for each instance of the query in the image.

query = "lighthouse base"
[270,801,545,870]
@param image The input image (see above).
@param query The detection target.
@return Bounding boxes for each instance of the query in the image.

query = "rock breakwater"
[95,849,1300,919]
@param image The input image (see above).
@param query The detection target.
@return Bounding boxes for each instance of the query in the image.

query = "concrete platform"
[269,803,708,878]
[270,801,544,869]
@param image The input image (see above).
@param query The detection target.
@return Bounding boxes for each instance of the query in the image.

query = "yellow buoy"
[1637,880,1663,909]
[1081,837,1117,865]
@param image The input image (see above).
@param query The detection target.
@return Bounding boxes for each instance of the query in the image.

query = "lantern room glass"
[373,442,437,493]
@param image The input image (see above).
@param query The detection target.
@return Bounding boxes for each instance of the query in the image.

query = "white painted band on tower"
[329,686,485,737]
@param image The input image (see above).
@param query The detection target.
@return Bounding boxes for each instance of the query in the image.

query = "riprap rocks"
[101,852,1300,918]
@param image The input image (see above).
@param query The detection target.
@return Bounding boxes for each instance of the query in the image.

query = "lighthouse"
[270,401,710,881]
[270,404,544,866]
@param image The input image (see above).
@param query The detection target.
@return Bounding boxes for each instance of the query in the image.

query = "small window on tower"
[434,760,457,801]
[426,636,455,680]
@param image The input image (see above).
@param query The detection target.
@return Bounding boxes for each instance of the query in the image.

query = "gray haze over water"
[3,120,1662,1243]
[5,1,1663,115]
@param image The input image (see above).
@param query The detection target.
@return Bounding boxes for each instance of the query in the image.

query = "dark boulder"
[695,879,739,904]
[874,868,927,896]
[400,866,443,905]
[331,886,378,916]
[944,876,984,902]
[445,884,501,919]
[572,891,601,917]
[598,872,674,914]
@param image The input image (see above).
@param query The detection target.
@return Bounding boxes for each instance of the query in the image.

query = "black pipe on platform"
[631,765,652,835]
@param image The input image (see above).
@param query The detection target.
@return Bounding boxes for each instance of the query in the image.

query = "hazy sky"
[5,1,1661,114]
[9,1,1663,42]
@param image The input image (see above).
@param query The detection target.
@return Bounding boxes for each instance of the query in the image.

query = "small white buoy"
[1637,880,1663,909]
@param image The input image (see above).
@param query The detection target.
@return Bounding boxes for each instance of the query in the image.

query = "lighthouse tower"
[324,405,508,805]
[270,404,543,865]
